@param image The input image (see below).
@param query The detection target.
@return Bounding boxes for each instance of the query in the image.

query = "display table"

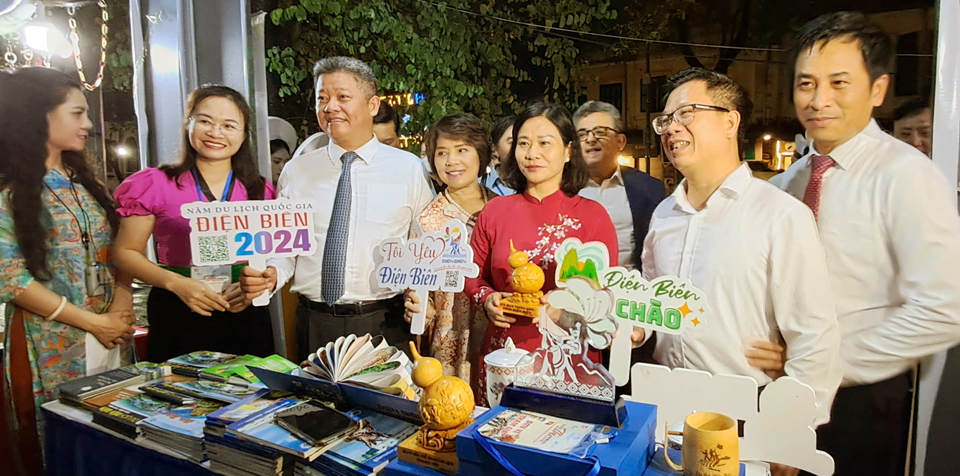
[42,402,771,476]
[42,401,216,476]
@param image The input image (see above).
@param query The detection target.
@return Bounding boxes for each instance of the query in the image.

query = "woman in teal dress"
[0,68,136,472]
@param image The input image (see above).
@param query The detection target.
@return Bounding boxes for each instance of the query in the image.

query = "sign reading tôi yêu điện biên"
[181,199,318,306]
[375,219,479,335]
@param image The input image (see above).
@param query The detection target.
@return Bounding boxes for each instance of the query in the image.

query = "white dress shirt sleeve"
[768,207,842,425]
[267,167,297,295]
[413,170,433,218]
[636,219,658,347]
[841,158,960,381]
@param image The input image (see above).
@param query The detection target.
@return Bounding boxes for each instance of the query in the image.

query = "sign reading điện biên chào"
[549,238,710,386]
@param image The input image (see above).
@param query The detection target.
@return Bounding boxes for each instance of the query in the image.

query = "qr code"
[198,235,229,263]
[444,270,459,288]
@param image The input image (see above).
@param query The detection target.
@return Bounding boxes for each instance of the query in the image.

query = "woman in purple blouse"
[113,86,275,361]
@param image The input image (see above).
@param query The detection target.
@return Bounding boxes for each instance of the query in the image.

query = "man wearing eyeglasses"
[638,68,842,437]
[573,101,665,272]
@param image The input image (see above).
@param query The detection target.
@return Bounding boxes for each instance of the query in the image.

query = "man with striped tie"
[241,57,432,360]
[769,12,960,476]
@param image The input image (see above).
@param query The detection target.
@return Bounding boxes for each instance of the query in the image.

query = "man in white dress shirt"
[241,57,432,360]
[769,12,960,475]
[639,68,842,432]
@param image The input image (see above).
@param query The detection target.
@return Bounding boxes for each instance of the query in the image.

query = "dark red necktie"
[803,155,835,220]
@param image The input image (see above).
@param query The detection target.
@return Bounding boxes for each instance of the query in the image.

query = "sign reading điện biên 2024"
[181,199,318,306]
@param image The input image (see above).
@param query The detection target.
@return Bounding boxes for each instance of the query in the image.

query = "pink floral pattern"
[524,214,582,269]
[412,191,490,396]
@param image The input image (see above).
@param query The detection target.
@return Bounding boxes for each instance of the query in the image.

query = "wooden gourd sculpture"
[409,341,475,452]
[499,240,546,318]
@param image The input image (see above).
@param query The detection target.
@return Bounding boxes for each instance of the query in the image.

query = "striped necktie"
[321,151,359,304]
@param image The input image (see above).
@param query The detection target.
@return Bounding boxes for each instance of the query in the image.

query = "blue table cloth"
[42,401,216,476]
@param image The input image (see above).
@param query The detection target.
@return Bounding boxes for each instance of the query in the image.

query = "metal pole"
[99,85,107,182]
[916,1,960,474]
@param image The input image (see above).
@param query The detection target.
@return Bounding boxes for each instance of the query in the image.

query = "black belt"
[299,295,402,316]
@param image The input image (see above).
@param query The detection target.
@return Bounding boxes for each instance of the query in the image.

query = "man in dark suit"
[574,101,665,366]
[574,101,665,270]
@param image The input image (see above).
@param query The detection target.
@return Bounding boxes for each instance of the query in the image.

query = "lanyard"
[192,168,235,202]
[44,178,98,265]
[473,426,601,476]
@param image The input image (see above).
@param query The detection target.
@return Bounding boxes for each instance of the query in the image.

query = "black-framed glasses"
[577,126,620,142]
[652,104,729,135]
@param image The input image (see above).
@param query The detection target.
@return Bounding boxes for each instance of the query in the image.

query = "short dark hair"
[423,114,492,179]
[491,115,516,146]
[269,139,290,155]
[373,102,400,134]
[662,68,753,141]
[894,99,931,122]
[500,102,589,196]
[791,11,893,83]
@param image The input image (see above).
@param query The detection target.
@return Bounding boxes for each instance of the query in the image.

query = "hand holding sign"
[181,199,318,307]
[550,238,710,386]
[376,220,479,335]
[601,269,709,385]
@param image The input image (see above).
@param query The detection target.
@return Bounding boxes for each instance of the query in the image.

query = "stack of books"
[60,350,421,474]
[167,352,299,384]
[139,400,224,462]
[204,388,289,476]
[92,393,179,439]
[224,398,340,462]
[57,366,152,407]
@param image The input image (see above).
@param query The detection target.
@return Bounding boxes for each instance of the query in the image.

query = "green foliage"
[266,0,617,138]
[104,0,133,91]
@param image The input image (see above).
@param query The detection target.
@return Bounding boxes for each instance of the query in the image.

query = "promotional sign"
[375,219,479,335]
[549,238,710,386]
[181,199,318,306]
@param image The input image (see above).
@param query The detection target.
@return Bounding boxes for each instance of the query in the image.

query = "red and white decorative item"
[483,338,529,407]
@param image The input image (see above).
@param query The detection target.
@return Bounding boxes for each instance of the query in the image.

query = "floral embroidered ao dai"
[465,190,618,406]
[412,190,493,396]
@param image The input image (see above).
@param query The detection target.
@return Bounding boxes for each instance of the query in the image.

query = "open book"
[302,334,415,399]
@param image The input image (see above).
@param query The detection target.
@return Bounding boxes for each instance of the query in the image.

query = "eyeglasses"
[577,126,619,142]
[191,117,244,136]
[652,104,729,135]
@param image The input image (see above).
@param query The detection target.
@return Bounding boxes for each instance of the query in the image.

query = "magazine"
[302,334,414,398]
[226,398,347,461]
[322,407,418,471]
[162,380,261,404]
[166,351,239,377]
[476,409,600,455]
